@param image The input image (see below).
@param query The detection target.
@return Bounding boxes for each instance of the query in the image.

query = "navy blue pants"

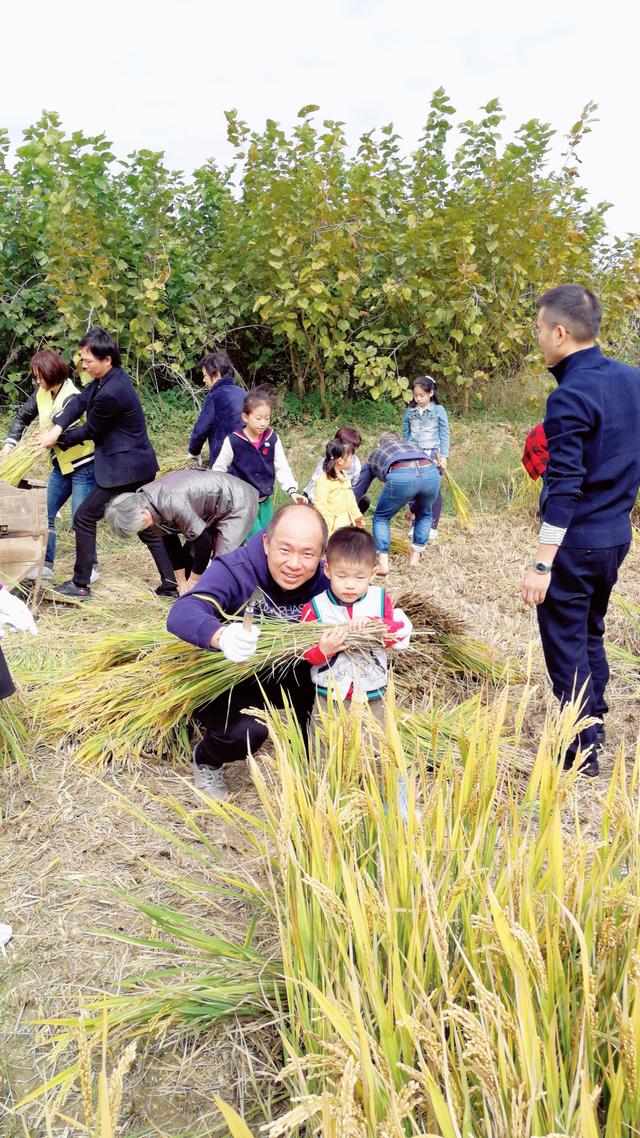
[537,542,630,760]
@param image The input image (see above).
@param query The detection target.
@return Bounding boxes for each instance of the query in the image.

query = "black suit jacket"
[53,367,159,488]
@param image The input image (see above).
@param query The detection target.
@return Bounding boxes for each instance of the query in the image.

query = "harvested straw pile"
[393,587,516,683]
[443,467,473,528]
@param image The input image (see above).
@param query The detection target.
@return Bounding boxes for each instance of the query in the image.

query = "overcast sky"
[2,0,638,237]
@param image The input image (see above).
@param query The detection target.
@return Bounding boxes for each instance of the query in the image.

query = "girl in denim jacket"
[402,376,450,540]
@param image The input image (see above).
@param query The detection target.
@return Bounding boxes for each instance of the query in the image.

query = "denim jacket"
[402,403,450,456]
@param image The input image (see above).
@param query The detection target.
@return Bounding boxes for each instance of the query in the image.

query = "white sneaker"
[90,568,100,583]
[26,563,54,581]
[429,528,438,542]
[193,759,229,799]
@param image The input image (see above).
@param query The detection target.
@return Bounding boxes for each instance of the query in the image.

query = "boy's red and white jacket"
[300,584,411,701]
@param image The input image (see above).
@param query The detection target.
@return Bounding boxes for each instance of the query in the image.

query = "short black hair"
[199,351,234,378]
[79,327,121,368]
[325,526,377,567]
[536,285,601,341]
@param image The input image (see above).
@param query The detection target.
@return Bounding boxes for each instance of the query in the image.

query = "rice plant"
[25,681,640,1135]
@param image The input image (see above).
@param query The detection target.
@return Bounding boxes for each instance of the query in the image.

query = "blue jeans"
[372,463,442,553]
[46,462,98,566]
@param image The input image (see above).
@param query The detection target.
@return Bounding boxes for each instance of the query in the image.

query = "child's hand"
[317,626,349,659]
[438,456,448,472]
[354,515,366,529]
[350,616,384,633]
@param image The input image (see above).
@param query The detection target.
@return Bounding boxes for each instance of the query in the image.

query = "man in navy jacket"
[521,285,640,775]
[188,351,245,467]
[167,503,329,798]
[38,327,177,599]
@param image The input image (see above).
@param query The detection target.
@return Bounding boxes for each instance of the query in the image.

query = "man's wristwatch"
[528,561,553,574]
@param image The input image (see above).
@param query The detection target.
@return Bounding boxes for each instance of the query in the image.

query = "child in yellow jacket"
[314,439,364,535]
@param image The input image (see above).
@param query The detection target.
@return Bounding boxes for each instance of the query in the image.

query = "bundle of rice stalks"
[394,587,466,638]
[393,587,518,683]
[443,467,474,529]
[0,690,29,768]
[42,617,412,767]
[506,465,541,516]
[0,423,48,486]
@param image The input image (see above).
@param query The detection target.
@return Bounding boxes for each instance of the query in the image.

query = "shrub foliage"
[1,94,639,410]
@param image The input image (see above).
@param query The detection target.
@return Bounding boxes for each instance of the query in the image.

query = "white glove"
[218,623,260,663]
[391,608,412,651]
[0,588,38,639]
[187,452,203,468]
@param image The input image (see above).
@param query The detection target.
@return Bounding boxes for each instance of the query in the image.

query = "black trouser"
[72,483,177,588]
[537,542,630,761]
[193,660,316,768]
[0,645,15,700]
[162,530,214,577]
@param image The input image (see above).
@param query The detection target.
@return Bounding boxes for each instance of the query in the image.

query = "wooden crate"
[0,480,48,586]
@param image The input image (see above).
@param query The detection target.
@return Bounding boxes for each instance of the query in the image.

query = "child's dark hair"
[326,526,377,567]
[412,375,440,405]
[323,438,354,480]
[335,425,362,449]
[243,385,274,415]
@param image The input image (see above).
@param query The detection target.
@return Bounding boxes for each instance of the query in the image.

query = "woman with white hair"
[105,468,258,595]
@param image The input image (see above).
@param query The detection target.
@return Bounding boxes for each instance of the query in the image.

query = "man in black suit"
[38,328,177,600]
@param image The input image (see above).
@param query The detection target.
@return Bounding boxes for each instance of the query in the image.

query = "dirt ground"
[2,509,640,1135]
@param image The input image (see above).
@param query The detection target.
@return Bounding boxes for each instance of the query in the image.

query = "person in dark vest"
[212,387,305,537]
[187,351,246,467]
[37,327,177,600]
[521,285,640,776]
[105,469,259,595]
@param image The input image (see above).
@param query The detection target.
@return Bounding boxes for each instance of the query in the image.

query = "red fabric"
[522,422,548,481]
